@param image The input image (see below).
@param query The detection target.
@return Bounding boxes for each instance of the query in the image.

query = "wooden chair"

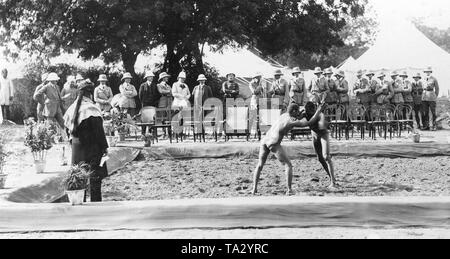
[395,104,414,137]
[135,107,156,141]
[348,104,367,140]
[201,106,221,142]
[153,108,173,143]
[224,105,250,141]
[324,104,347,140]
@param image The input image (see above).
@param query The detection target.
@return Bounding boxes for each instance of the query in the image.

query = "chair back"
[226,106,249,131]
[348,104,366,121]
[396,104,413,120]
[141,107,156,124]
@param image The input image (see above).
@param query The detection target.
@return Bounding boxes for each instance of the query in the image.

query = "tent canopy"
[135,44,282,79]
[349,18,450,96]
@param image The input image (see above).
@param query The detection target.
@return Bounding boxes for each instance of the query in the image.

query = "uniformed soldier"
[289,67,307,106]
[390,71,404,106]
[422,67,440,131]
[222,73,240,100]
[272,69,289,109]
[366,71,379,104]
[308,67,329,104]
[353,70,371,108]
[399,71,413,118]
[324,68,338,105]
[374,72,394,105]
[249,72,264,110]
[335,70,349,119]
[411,73,424,128]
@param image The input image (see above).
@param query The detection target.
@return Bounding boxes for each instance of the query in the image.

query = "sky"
[370,0,450,29]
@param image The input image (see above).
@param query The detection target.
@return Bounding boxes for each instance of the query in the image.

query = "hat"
[424,67,433,73]
[75,74,84,81]
[400,71,408,77]
[313,67,323,74]
[356,70,364,77]
[78,80,95,93]
[335,70,345,78]
[413,73,422,79]
[122,72,133,81]
[366,71,375,76]
[274,69,284,76]
[158,72,170,81]
[98,74,108,82]
[47,73,60,81]
[178,71,187,79]
[324,68,333,75]
[145,71,155,79]
[253,72,263,78]
[391,71,399,77]
[378,72,386,78]
[292,67,302,75]
[197,74,207,82]
[226,73,236,78]
[41,73,49,82]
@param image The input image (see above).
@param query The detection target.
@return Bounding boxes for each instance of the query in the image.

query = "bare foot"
[252,189,258,195]
[286,189,295,196]
[328,182,339,189]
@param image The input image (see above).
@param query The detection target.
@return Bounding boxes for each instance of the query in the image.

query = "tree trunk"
[121,50,138,78]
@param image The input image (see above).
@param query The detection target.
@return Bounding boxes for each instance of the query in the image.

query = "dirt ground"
[102,152,450,201]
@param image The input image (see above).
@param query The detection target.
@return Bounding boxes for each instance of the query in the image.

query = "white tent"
[135,44,282,79]
[352,18,450,96]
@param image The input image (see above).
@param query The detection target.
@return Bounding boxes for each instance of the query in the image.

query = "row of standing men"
[32,66,440,131]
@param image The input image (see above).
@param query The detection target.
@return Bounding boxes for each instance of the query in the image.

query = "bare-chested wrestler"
[304,101,337,189]
[252,102,326,195]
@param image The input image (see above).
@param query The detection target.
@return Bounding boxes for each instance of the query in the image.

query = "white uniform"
[0,77,14,105]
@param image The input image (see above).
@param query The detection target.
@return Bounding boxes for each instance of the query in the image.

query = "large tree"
[0,0,366,81]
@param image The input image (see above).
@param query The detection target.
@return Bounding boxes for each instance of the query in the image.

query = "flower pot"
[66,189,86,206]
[106,136,118,147]
[34,160,47,174]
[0,174,7,189]
[412,133,421,143]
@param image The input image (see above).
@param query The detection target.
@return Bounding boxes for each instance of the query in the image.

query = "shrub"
[63,163,92,191]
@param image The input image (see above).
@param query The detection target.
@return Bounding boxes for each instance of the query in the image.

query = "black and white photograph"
[0,0,449,243]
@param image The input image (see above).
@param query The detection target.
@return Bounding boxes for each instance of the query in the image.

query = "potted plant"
[0,134,10,189]
[24,119,57,174]
[63,163,91,206]
[111,110,133,142]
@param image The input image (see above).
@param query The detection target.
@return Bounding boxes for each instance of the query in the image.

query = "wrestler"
[252,101,326,195]
[304,102,337,189]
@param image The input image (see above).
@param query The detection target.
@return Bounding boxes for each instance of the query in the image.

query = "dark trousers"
[90,177,103,202]
[413,103,422,128]
[1,105,10,121]
[422,101,437,128]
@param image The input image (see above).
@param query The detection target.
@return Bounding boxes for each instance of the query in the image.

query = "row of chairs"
[132,103,415,144]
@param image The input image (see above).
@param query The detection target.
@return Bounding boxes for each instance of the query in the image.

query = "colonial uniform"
[157,72,173,109]
[0,76,14,121]
[375,75,394,105]
[249,75,264,110]
[222,76,240,100]
[33,73,65,128]
[324,68,338,105]
[33,73,48,122]
[309,68,329,104]
[94,85,113,112]
[119,73,138,115]
[354,71,371,106]
[422,69,440,130]
[172,81,191,109]
[390,72,404,105]
[193,74,213,109]
[272,70,288,109]
[335,70,349,119]
[64,81,108,202]
[411,74,424,128]
[61,82,78,112]
[289,77,307,106]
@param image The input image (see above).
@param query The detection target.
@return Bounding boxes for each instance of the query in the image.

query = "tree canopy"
[0,0,366,82]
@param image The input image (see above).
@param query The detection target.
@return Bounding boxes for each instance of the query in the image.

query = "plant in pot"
[63,163,92,206]
[0,133,11,189]
[24,119,57,174]
[110,110,133,142]
[103,113,118,147]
